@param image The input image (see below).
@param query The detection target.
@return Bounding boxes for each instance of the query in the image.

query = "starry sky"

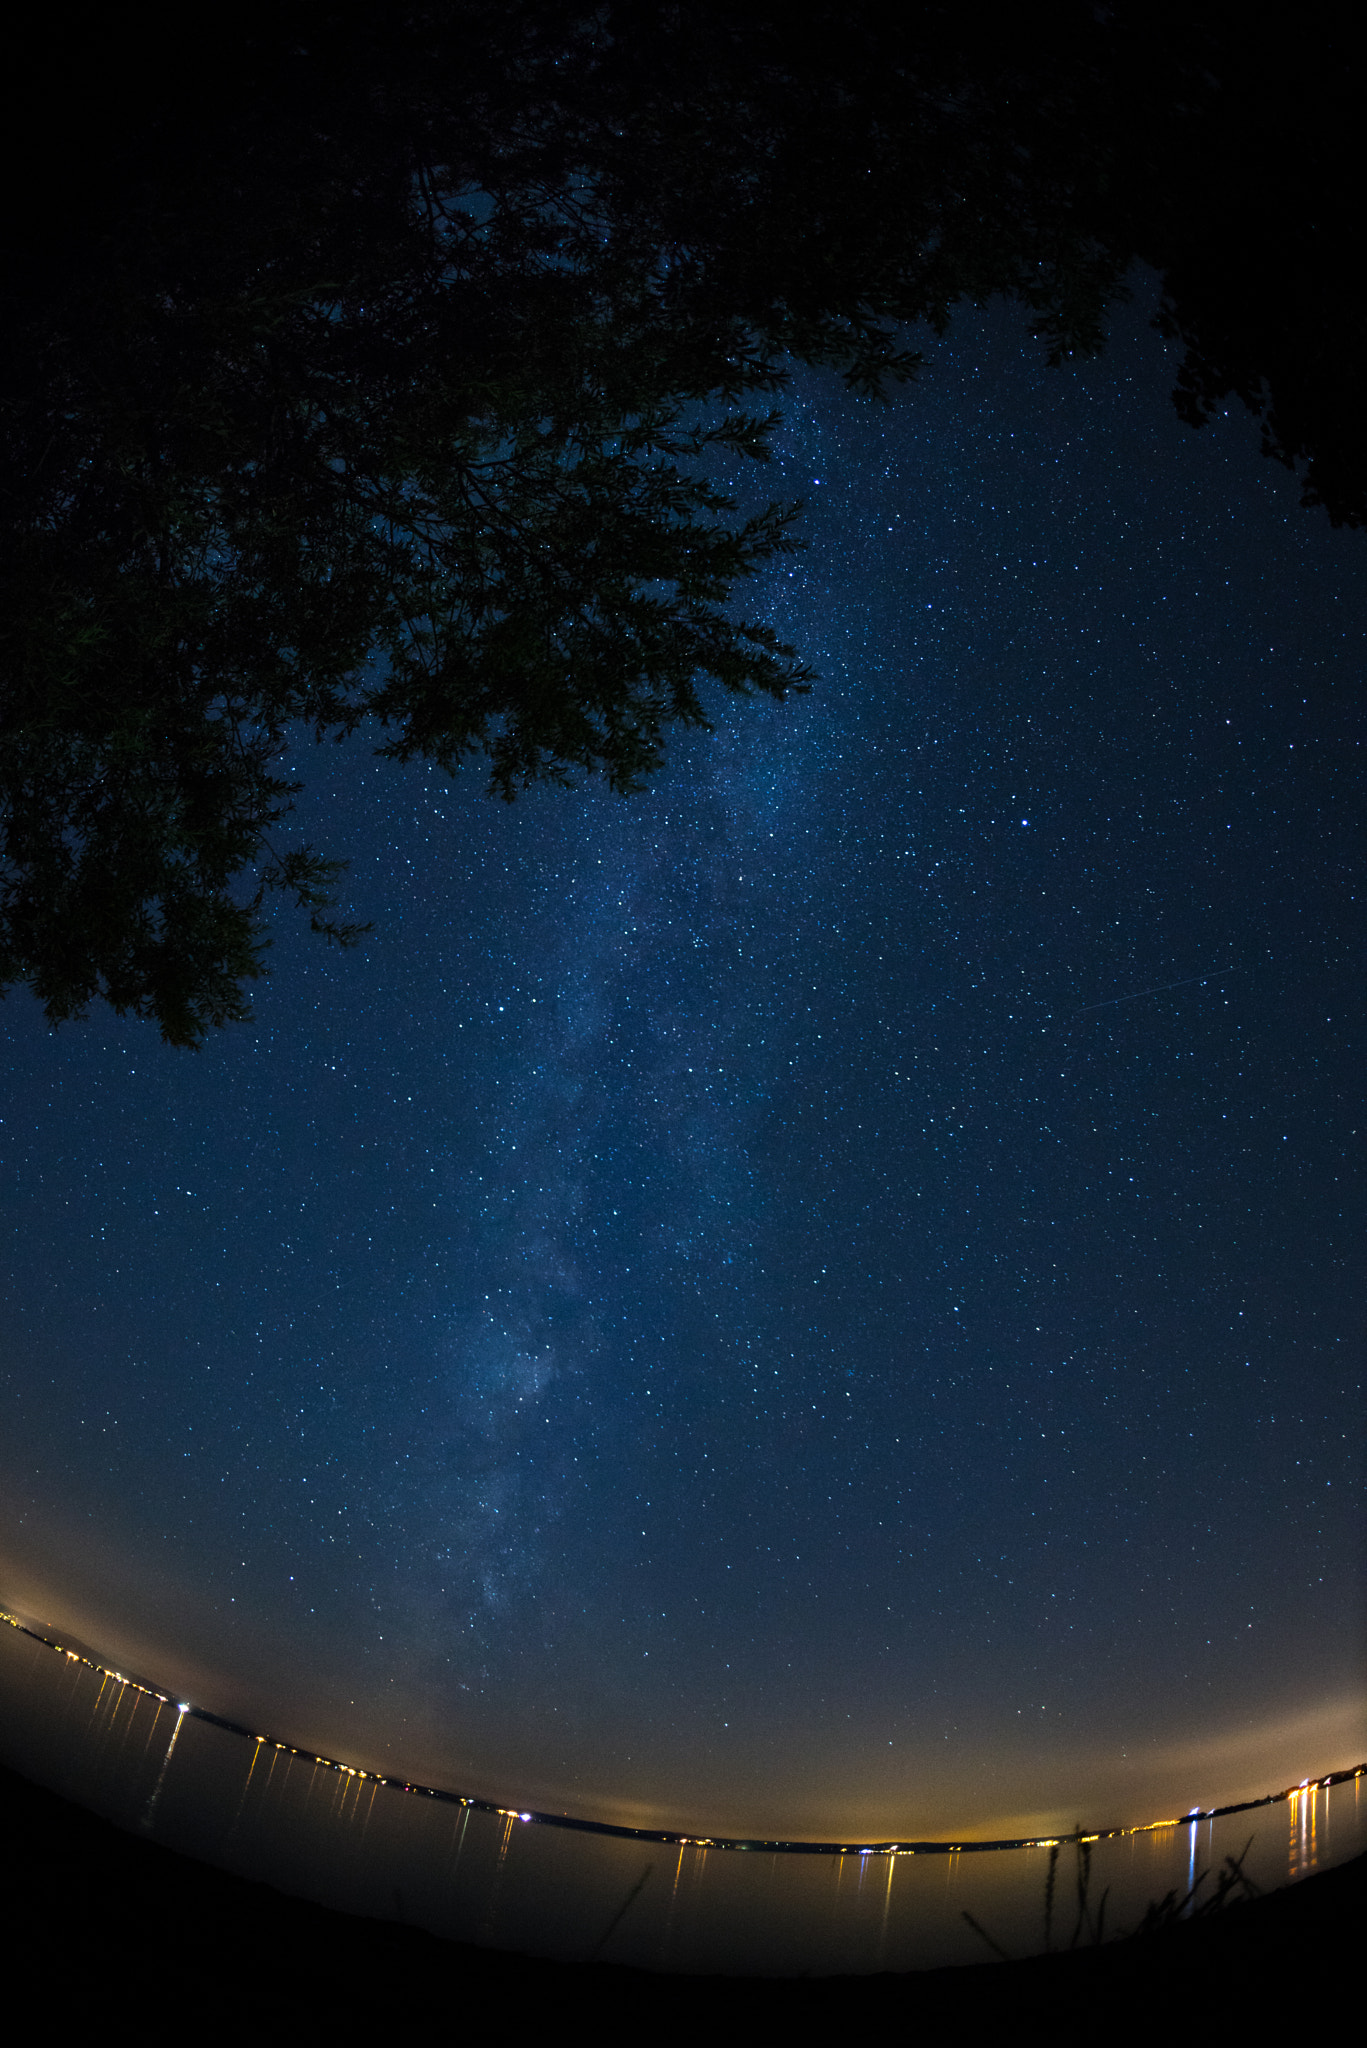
[0,278,1363,1844]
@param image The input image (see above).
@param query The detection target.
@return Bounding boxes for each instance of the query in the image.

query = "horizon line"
[3,1606,1360,1858]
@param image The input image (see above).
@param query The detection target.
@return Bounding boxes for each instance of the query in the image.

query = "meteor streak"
[1076,968,1236,1014]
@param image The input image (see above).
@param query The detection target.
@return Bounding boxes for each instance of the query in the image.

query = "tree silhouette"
[2,3,1361,1041]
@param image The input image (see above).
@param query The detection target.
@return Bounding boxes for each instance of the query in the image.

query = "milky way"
[1,278,1362,1840]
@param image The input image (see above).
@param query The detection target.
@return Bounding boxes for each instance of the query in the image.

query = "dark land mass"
[2,1759,1361,2043]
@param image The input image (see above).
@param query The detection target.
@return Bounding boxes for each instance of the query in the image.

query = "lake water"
[2,1608,1362,1974]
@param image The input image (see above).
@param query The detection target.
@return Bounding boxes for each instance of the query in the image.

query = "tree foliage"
[1,2,1362,1042]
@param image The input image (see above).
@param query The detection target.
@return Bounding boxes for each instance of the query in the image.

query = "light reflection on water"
[1,1613,1362,1975]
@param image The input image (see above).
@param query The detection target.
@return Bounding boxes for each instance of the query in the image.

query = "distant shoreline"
[4,1604,1360,1856]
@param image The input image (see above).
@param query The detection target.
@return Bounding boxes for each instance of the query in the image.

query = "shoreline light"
[3,1605,1362,1861]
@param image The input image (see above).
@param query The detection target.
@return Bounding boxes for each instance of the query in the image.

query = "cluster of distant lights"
[4,1608,1361,1858]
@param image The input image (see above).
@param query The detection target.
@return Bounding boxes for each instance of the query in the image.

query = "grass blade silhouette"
[590,1865,652,1961]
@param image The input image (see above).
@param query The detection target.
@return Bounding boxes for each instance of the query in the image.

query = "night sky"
[1,279,1362,1844]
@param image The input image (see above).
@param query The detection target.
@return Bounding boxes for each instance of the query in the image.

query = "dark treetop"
[3,1,1364,1042]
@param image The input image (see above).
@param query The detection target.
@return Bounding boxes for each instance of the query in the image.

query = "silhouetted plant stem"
[589,1864,651,1961]
[1070,1836,1093,1949]
[962,1910,1013,1962]
[1044,1842,1059,1953]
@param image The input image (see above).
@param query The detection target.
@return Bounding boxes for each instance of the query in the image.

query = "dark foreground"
[2,1760,1361,2043]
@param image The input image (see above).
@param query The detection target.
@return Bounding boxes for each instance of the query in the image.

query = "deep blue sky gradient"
[1,279,1362,1839]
